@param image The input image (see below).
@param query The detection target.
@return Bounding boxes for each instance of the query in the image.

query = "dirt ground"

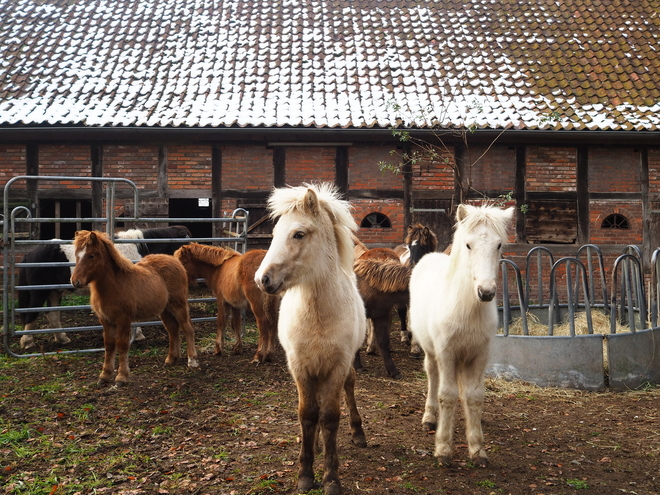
[1,302,660,495]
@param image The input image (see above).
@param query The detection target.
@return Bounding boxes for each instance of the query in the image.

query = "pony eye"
[497,243,502,250]
[466,244,471,250]
[293,231,305,240]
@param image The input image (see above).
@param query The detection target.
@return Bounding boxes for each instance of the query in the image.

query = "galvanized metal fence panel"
[2,176,248,358]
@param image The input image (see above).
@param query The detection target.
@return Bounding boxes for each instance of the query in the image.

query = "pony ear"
[455,204,471,222]
[303,187,320,215]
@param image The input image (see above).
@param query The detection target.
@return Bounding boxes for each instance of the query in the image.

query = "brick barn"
[1,0,659,274]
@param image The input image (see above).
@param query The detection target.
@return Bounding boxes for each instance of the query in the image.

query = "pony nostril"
[261,275,270,288]
[477,287,495,302]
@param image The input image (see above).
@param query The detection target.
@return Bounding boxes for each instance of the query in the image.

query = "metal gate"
[1,176,249,357]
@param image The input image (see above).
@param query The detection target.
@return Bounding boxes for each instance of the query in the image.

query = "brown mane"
[405,223,438,252]
[354,257,411,293]
[74,230,134,273]
[176,243,240,266]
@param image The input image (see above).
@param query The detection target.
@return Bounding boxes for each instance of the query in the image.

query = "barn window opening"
[601,213,629,229]
[361,212,391,229]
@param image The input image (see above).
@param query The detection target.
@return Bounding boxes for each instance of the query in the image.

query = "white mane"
[268,183,357,275]
[115,229,145,240]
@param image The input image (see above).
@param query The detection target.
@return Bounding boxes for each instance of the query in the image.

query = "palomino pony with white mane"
[255,183,367,495]
[409,203,513,467]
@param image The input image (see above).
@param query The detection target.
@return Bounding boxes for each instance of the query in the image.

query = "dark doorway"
[168,198,212,239]
[39,199,92,240]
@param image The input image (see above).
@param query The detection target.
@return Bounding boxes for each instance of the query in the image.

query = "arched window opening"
[360,212,391,229]
[601,213,629,229]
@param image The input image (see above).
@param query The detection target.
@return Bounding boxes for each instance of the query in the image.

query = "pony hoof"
[231,347,243,355]
[20,336,36,350]
[187,358,200,369]
[133,328,146,341]
[352,435,367,448]
[297,477,317,493]
[438,455,452,467]
[409,350,423,359]
[471,454,489,467]
[389,371,402,380]
[115,380,128,387]
[55,334,71,345]
[422,421,437,432]
[324,480,341,495]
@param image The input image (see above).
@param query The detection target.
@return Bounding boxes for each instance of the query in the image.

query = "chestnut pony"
[255,183,367,495]
[174,243,279,363]
[71,230,199,386]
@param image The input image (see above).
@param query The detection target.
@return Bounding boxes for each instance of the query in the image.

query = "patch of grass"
[61,293,90,306]
[152,425,174,436]
[566,478,589,489]
[476,479,497,488]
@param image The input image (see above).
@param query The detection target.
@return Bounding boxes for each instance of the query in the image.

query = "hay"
[503,309,631,336]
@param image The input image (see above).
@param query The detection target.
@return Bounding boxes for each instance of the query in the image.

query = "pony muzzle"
[477,285,496,302]
[70,277,83,289]
[256,274,281,295]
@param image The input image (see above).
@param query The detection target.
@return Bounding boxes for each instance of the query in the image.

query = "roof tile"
[0,0,659,131]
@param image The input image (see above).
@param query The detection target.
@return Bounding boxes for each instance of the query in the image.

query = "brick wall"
[39,145,91,190]
[589,201,643,245]
[352,198,405,244]
[168,145,212,191]
[104,145,159,189]
[647,148,660,201]
[411,147,454,191]
[589,147,639,193]
[350,145,402,189]
[222,145,273,190]
[526,147,577,192]
[0,145,25,188]
[468,145,516,193]
[285,147,335,185]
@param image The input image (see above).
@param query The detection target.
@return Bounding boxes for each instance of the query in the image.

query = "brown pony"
[174,243,279,363]
[352,233,410,373]
[353,257,412,379]
[70,230,199,386]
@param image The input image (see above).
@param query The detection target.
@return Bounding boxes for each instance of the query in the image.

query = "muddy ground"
[1,299,659,494]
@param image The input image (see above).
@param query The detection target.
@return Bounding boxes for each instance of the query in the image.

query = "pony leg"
[397,305,410,345]
[214,305,229,355]
[46,291,70,345]
[114,321,133,386]
[251,297,276,363]
[365,319,377,354]
[99,319,118,385]
[372,315,401,379]
[229,306,243,355]
[458,354,489,467]
[295,376,320,493]
[434,358,458,466]
[160,310,182,366]
[422,352,440,431]
[317,373,348,495]
[180,319,199,369]
[343,367,367,447]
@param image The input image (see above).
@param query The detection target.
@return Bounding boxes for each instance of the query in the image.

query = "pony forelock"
[267,183,357,274]
[454,204,512,244]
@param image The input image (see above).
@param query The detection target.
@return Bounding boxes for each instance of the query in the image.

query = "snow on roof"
[0,0,659,131]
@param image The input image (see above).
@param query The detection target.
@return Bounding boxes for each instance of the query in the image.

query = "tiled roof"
[0,0,659,131]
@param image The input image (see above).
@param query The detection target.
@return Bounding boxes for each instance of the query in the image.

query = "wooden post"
[212,145,222,238]
[577,146,589,245]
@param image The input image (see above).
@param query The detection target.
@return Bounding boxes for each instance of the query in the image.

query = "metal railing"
[2,176,249,357]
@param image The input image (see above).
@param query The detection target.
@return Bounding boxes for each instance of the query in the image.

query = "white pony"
[255,183,367,495]
[409,203,513,467]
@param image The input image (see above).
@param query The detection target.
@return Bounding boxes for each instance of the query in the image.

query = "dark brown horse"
[70,230,199,386]
[353,257,412,379]
[174,243,279,363]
